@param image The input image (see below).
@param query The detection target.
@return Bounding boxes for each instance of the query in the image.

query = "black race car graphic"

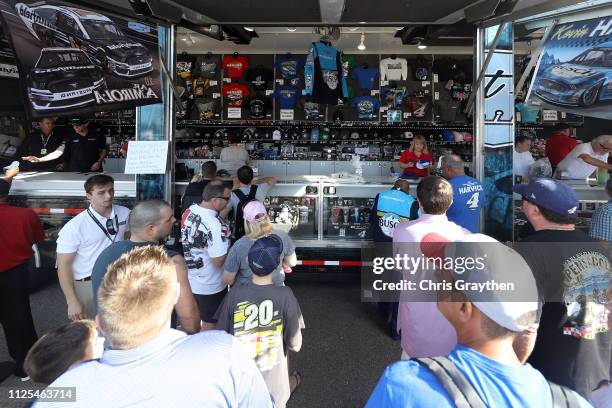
[27,47,105,112]
[16,3,153,78]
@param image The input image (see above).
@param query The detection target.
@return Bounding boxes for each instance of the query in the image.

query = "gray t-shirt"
[224,230,295,286]
[219,145,249,175]
[215,282,304,407]
[229,183,272,215]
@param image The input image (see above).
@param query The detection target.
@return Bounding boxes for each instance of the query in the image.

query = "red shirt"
[222,56,249,78]
[545,131,578,167]
[0,202,44,272]
[222,83,250,107]
[399,149,433,177]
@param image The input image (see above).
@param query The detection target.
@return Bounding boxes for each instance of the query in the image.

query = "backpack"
[232,185,258,242]
[413,357,582,408]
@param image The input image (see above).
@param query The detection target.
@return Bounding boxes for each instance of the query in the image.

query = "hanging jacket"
[304,41,348,104]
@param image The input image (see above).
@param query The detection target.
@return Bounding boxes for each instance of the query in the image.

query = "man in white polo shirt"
[555,134,612,179]
[56,174,130,320]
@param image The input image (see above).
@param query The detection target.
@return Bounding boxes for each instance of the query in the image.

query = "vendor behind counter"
[18,117,64,172]
[554,135,612,180]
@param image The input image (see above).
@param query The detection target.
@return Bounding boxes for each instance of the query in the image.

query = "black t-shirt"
[63,130,107,172]
[245,96,272,119]
[182,179,212,210]
[17,130,65,171]
[245,67,273,91]
[516,229,611,399]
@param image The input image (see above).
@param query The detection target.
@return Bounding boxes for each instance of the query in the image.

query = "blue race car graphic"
[534,42,612,107]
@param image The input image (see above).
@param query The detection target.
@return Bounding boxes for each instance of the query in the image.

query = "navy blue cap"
[513,178,579,215]
[248,235,284,276]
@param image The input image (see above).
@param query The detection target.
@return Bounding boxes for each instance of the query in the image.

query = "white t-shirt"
[181,204,231,295]
[513,150,535,177]
[56,205,130,280]
[555,142,609,179]
[219,145,249,175]
[379,57,408,81]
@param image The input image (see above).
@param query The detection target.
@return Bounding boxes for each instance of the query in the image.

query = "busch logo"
[94,83,158,104]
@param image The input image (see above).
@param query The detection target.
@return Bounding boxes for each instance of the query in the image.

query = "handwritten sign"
[125,141,168,174]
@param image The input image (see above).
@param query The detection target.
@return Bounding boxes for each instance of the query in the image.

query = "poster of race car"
[526,16,612,120]
[0,0,162,118]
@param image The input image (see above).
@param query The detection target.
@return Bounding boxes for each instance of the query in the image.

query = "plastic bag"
[528,157,552,179]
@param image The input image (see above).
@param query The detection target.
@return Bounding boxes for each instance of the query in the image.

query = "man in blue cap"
[513,178,611,400]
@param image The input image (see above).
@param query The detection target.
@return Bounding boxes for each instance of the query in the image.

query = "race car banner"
[526,16,612,120]
[0,0,162,118]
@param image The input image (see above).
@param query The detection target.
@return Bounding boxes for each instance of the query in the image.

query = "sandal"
[289,369,302,398]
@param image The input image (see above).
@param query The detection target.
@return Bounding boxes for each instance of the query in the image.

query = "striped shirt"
[33,329,273,408]
[589,201,612,242]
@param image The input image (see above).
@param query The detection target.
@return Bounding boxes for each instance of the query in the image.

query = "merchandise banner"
[0,0,162,118]
[527,16,612,120]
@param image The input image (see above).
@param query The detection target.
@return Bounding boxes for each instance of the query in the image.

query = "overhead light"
[395,27,404,30]
[359,21,366,24]
[358,33,366,50]
[417,42,427,50]
[244,27,254,32]
[287,27,297,32]
[347,27,358,31]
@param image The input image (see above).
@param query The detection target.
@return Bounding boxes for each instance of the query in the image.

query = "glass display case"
[263,182,319,241]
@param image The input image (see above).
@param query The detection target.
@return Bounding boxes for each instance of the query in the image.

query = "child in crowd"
[216,235,305,408]
[24,320,104,384]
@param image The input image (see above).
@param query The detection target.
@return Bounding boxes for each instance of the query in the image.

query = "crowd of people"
[0,125,610,407]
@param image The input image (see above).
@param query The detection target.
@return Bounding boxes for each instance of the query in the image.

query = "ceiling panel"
[341,0,479,23]
[174,0,321,23]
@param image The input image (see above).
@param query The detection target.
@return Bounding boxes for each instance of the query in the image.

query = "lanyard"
[87,208,119,243]
[40,131,52,149]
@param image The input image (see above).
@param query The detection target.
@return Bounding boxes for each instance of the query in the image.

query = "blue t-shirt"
[446,175,484,233]
[352,96,380,121]
[273,85,302,109]
[91,241,177,315]
[365,345,591,408]
[352,67,379,90]
[274,55,305,79]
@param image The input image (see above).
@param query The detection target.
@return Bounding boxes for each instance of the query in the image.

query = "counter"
[9,172,137,197]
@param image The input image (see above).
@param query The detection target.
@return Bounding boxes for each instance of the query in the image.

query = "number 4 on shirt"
[466,192,480,209]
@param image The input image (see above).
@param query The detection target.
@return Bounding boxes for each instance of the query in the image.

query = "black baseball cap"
[248,235,284,276]
[70,118,89,125]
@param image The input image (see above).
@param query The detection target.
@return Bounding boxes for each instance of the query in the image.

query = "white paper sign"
[210,80,218,86]
[223,78,231,83]
[275,79,284,85]
[371,90,379,95]
[227,107,241,119]
[404,112,411,118]
[542,110,558,121]
[280,109,294,120]
[125,141,168,174]
[422,81,430,87]
[433,74,439,83]
[380,80,389,86]
[212,93,220,98]
[265,89,274,96]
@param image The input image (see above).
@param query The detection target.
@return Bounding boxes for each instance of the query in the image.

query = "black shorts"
[194,287,228,323]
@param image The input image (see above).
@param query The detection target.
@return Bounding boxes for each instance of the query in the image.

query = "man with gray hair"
[440,154,484,233]
[555,134,612,179]
[91,199,200,334]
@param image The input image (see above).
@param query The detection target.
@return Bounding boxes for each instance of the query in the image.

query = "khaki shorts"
[74,279,95,319]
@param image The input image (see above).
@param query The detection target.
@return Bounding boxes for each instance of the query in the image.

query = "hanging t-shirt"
[176,54,196,80]
[380,85,407,108]
[216,282,305,408]
[192,77,212,97]
[517,229,611,400]
[222,83,250,107]
[341,54,356,78]
[379,57,409,81]
[399,149,432,178]
[194,54,220,78]
[405,96,431,119]
[304,41,348,105]
[446,175,484,233]
[245,96,272,119]
[274,55,305,79]
[190,97,219,120]
[304,102,320,120]
[555,142,609,179]
[245,67,274,91]
[412,57,430,81]
[352,67,379,90]
[222,55,249,78]
[273,85,301,109]
[516,102,540,123]
[351,96,380,121]
[180,205,231,295]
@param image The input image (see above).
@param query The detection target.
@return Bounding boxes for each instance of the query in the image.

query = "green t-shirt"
[341,55,356,78]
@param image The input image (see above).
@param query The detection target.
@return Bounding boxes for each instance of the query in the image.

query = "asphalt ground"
[0,277,400,408]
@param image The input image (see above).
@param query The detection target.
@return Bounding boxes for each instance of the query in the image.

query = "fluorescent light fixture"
[287,27,297,32]
[347,27,358,31]
[417,42,427,49]
[358,33,366,50]
[244,27,254,32]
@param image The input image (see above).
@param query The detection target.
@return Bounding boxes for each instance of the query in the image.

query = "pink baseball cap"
[243,200,267,222]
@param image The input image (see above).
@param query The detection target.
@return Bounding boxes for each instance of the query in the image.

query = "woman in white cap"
[223,200,297,286]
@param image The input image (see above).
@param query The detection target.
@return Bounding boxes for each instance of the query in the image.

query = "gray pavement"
[0,279,399,407]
